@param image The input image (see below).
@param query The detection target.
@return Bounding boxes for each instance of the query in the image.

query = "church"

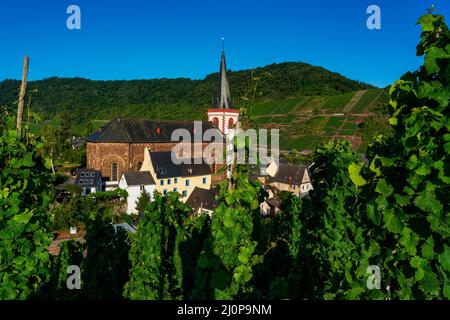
[85,49,239,188]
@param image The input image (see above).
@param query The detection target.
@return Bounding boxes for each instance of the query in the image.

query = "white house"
[259,159,313,196]
[185,187,219,216]
[119,171,156,215]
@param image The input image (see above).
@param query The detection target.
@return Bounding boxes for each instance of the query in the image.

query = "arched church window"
[212,117,219,127]
[228,118,234,129]
[111,162,118,181]
[137,161,143,171]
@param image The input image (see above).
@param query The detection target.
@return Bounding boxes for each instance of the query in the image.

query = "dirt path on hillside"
[342,90,367,113]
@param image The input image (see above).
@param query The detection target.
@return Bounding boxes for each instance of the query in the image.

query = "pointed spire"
[215,41,232,109]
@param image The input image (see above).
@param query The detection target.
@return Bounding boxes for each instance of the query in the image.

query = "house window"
[168,178,171,185]
[202,177,207,184]
[91,172,95,177]
[160,180,164,186]
[140,186,145,192]
[84,188,91,195]
[174,178,178,184]
[111,162,118,181]
[186,179,190,187]
[137,162,143,171]
[174,187,178,193]
[182,190,188,197]
[163,189,168,196]
[80,172,85,177]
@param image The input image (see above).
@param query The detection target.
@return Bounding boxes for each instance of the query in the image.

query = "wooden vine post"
[16,55,29,139]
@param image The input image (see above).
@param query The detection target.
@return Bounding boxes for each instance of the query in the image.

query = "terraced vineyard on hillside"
[249,88,389,152]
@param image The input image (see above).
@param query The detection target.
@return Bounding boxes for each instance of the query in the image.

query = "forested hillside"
[0,61,373,127]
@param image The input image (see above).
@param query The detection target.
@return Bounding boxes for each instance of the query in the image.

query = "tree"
[0,116,55,299]
[41,125,68,174]
[124,192,190,299]
[41,240,85,300]
[53,195,91,231]
[81,216,131,299]
[253,193,305,299]
[191,169,264,299]
[60,110,73,138]
[358,12,450,299]
[295,11,450,300]
[302,140,383,299]
[135,190,151,214]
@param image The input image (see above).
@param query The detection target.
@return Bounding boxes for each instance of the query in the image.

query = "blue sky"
[0,0,449,87]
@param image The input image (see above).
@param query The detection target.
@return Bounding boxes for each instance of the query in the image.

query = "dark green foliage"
[191,169,263,299]
[124,192,191,299]
[53,195,91,230]
[42,217,131,300]
[289,12,450,300]
[41,240,85,300]
[0,62,373,133]
[359,13,450,299]
[81,217,131,299]
[302,140,384,299]
[135,190,151,214]
[179,213,211,298]
[253,193,305,299]
[0,116,55,299]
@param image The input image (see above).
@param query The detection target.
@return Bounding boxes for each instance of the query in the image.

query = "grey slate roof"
[186,187,219,211]
[214,50,233,109]
[123,171,155,186]
[266,164,309,186]
[150,151,212,179]
[75,169,102,187]
[86,118,222,143]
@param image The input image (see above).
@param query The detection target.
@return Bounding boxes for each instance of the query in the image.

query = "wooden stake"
[17,56,29,139]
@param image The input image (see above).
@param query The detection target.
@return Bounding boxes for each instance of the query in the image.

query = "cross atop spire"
[214,43,232,109]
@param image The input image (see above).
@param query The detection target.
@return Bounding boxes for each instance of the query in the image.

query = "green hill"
[249,88,390,152]
[0,61,372,123]
[0,61,389,152]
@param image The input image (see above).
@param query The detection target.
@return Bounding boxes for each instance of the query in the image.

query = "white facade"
[118,174,156,215]
[207,109,239,136]
[208,109,239,178]
[82,186,98,196]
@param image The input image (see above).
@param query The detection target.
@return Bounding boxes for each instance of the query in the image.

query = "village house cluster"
[74,49,313,216]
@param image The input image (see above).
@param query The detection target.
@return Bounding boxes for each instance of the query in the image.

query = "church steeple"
[215,45,232,109]
[207,42,239,179]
